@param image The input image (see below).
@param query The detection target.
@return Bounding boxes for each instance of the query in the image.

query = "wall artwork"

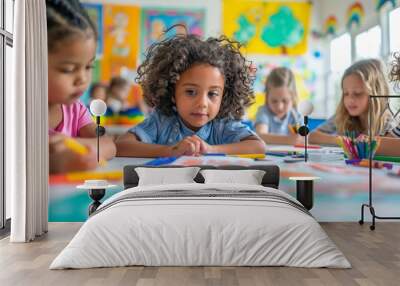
[102,4,140,82]
[223,0,311,55]
[141,8,205,56]
[346,2,365,30]
[82,3,104,57]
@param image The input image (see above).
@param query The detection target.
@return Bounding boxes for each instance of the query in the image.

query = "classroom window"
[389,6,400,54]
[355,25,382,60]
[330,33,351,72]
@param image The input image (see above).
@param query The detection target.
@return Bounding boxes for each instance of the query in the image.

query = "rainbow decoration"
[347,2,364,30]
[118,107,145,125]
[376,0,397,11]
[94,107,145,126]
[324,15,337,36]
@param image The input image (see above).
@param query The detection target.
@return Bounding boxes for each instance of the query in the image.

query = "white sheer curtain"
[7,0,48,242]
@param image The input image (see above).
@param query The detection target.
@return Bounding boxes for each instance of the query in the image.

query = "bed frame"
[123,165,280,189]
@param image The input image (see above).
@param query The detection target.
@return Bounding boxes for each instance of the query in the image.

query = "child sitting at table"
[309,59,399,149]
[116,30,265,157]
[254,67,303,145]
[47,0,116,173]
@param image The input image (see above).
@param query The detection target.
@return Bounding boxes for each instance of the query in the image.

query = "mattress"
[50,183,350,269]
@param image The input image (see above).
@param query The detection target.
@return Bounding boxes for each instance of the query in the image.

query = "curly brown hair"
[390,52,400,91]
[136,33,255,120]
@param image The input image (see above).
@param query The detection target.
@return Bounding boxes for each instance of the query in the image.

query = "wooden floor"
[0,222,399,286]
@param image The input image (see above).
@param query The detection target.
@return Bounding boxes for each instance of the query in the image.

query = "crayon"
[145,157,177,166]
[64,137,88,155]
[231,153,266,159]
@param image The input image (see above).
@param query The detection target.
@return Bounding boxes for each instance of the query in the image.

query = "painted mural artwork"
[223,0,311,55]
[102,5,140,82]
[82,3,103,57]
[141,8,205,55]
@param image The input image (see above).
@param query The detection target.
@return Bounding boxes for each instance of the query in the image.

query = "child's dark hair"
[46,0,97,52]
[89,82,107,98]
[109,77,129,90]
[390,52,400,91]
[136,33,255,120]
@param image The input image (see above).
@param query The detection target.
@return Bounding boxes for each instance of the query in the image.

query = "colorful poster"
[141,8,205,55]
[83,3,104,56]
[102,5,140,82]
[223,0,311,55]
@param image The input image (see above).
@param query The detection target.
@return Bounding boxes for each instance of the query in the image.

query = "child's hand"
[292,134,305,146]
[49,136,99,174]
[170,135,211,156]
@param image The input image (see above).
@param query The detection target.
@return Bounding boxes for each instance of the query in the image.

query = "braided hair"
[136,33,255,120]
[46,0,97,52]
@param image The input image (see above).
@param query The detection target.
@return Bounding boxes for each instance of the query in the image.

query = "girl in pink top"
[47,0,116,173]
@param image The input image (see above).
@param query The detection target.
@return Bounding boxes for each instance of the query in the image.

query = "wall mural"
[223,0,311,55]
[140,8,205,57]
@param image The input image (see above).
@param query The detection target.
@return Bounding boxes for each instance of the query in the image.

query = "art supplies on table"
[144,157,178,166]
[171,155,255,166]
[337,133,380,160]
[49,170,123,185]
[283,157,304,163]
[345,159,393,170]
[63,137,107,166]
[64,137,88,155]
[373,155,400,163]
[294,144,321,149]
[288,124,299,135]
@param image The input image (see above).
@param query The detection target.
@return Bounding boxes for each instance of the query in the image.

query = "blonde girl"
[254,67,303,145]
[310,59,397,145]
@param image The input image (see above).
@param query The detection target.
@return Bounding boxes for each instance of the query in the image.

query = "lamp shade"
[298,100,314,116]
[90,99,107,116]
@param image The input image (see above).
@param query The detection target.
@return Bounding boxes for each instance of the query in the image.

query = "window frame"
[0,0,13,233]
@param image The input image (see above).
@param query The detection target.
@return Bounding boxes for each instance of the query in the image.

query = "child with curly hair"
[375,53,400,156]
[116,33,265,157]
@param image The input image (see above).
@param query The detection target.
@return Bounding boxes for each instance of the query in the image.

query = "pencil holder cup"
[337,134,379,160]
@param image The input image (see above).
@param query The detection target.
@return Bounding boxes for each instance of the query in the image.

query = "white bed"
[50,180,350,269]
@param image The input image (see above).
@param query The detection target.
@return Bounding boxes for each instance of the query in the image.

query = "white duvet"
[50,183,350,269]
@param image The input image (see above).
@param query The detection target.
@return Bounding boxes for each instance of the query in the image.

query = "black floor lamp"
[359,95,400,230]
[89,99,107,162]
[298,100,314,162]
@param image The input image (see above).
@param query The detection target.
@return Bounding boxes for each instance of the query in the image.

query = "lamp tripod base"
[88,188,106,215]
[359,203,400,231]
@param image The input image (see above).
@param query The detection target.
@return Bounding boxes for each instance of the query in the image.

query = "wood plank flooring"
[0,222,399,286]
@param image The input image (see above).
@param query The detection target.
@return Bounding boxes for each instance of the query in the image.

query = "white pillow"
[135,167,200,186]
[200,169,266,185]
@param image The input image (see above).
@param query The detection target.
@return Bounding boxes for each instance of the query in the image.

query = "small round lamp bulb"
[90,99,107,116]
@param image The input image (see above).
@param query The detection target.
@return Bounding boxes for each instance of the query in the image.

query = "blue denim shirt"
[255,106,302,135]
[129,110,256,145]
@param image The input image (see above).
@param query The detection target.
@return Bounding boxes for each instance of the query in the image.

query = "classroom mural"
[140,8,205,56]
[223,0,311,55]
[102,5,140,83]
